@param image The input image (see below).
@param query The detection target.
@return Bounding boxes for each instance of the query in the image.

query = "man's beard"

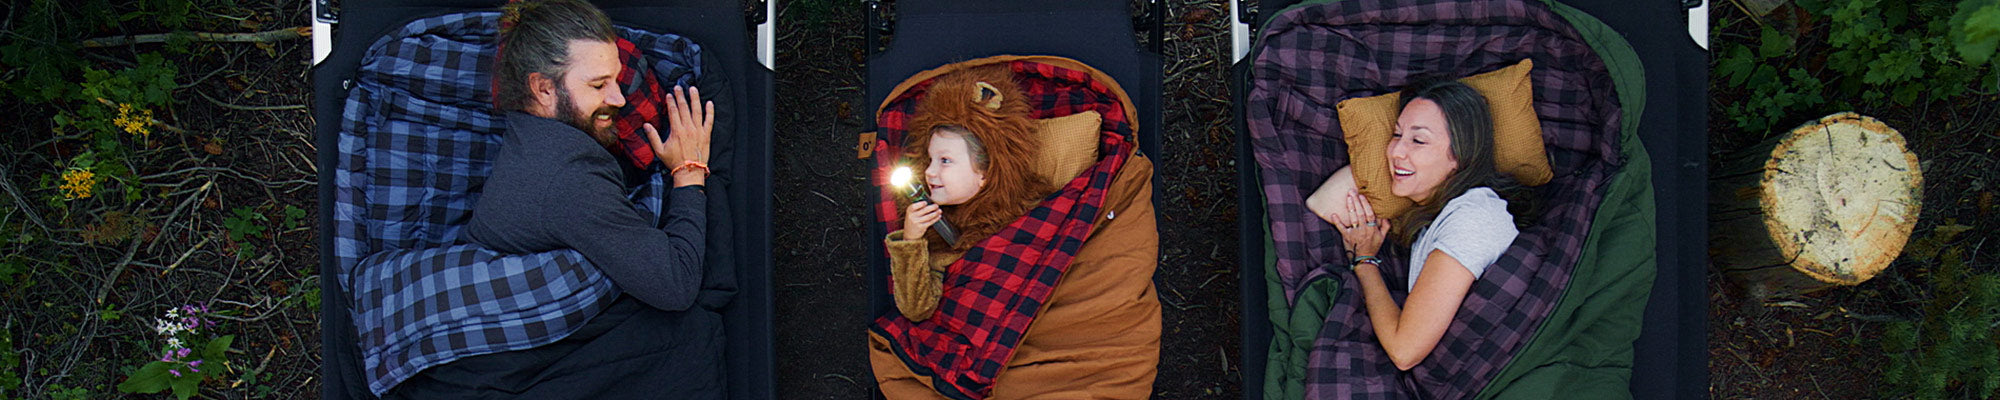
[555,87,621,151]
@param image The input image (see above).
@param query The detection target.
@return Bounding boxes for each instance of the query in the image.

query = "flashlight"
[890,166,959,246]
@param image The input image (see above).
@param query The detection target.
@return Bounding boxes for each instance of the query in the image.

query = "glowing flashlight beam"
[890,166,914,190]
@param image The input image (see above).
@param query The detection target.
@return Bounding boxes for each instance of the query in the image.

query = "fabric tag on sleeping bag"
[857,131,877,159]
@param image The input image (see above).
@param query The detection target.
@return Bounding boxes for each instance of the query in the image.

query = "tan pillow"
[1033,111,1102,185]
[1334,59,1550,219]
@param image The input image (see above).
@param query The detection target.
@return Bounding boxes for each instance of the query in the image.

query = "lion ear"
[973,81,1003,111]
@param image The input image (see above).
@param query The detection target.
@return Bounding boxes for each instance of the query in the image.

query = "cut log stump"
[1710,112,1923,299]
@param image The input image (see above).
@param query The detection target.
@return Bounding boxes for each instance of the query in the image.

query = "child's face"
[924,131,986,206]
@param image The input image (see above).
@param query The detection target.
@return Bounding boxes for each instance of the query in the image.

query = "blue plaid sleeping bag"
[332,12,703,395]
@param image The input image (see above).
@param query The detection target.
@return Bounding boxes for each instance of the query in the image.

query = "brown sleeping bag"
[870,141,1160,399]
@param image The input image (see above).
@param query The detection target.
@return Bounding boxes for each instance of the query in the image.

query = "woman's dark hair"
[493,0,617,112]
[1391,75,1537,245]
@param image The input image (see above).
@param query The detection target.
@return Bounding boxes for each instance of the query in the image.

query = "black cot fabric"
[312,1,772,399]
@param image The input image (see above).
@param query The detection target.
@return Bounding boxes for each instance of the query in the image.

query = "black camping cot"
[310,0,774,398]
[1229,0,1707,398]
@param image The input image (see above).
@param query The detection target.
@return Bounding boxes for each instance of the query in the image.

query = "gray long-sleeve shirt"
[466,111,705,311]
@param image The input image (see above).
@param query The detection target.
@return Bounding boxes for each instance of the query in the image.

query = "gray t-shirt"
[1406,187,1517,290]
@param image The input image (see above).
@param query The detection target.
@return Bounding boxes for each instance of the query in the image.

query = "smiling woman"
[1315,75,1530,371]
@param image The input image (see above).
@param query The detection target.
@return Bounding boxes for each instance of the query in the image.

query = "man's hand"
[903,201,941,241]
[646,85,714,187]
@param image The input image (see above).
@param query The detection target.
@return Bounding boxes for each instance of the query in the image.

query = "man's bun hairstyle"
[493,0,617,111]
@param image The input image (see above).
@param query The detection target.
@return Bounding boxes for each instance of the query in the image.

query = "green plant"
[280,205,307,231]
[97,304,123,322]
[222,207,266,242]
[1951,0,2000,65]
[1,0,195,105]
[1714,28,1828,133]
[44,385,91,400]
[222,206,268,259]
[0,259,19,288]
[118,305,231,400]
[1,333,21,399]
[1881,245,2000,399]
[0,230,22,289]
[293,287,320,311]
[1718,0,1999,133]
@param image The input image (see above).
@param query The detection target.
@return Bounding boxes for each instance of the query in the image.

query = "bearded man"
[381,0,728,397]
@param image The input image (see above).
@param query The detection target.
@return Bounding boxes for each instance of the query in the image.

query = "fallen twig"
[161,235,214,276]
[149,178,213,255]
[0,163,49,231]
[94,224,149,304]
[197,91,304,111]
[81,27,309,48]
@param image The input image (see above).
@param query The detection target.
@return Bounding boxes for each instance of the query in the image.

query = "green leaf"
[1759,25,1794,58]
[282,205,308,230]
[169,372,198,400]
[202,335,234,362]
[115,361,175,394]
[1954,1,2000,64]
[1720,45,1755,87]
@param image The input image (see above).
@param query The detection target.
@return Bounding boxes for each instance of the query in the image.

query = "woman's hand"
[1331,188,1390,258]
[903,201,941,241]
[646,86,714,187]
[1306,166,1358,226]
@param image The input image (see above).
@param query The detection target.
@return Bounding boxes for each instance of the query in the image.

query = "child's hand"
[903,201,941,241]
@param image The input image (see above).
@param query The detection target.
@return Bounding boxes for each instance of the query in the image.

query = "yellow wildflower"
[60,168,100,200]
[114,103,152,137]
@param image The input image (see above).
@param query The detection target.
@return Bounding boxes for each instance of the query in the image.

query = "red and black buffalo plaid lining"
[869,60,1136,400]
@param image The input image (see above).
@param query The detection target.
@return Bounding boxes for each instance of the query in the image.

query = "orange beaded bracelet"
[670,160,710,177]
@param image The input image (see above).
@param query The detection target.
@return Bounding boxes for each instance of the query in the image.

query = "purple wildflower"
[169,369,181,377]
[189,360,202,367]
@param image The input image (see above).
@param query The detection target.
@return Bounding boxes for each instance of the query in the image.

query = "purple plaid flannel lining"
[1247,0,1625,397]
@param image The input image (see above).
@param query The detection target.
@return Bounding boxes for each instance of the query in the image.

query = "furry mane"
[899,64,1056,252]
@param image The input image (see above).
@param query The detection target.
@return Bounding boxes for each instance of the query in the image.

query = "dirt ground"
[0,0,322,398]
[1704,2,2000,399]
[771,0,1244,398]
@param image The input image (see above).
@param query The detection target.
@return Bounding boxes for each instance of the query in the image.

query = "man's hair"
[493,0,617,112]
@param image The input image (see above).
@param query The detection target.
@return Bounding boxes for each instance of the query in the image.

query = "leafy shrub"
[1881,247,2000,399]
[0,333,20,400]
[1716,0,2000,133]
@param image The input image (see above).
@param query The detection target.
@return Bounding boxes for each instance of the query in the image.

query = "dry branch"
[81,27,309,48]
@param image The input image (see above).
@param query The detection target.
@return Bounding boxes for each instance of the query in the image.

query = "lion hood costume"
[868,56,1162,400]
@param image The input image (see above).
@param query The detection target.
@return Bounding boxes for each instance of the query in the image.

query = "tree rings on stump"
[1710,112,1922,298]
